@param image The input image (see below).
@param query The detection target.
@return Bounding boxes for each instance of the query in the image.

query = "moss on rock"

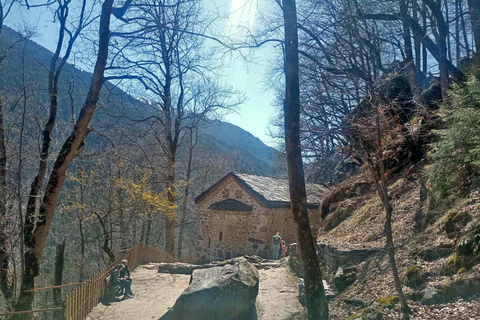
[375,295,399,308]
[346,307,384,320]
[403,265,425,289]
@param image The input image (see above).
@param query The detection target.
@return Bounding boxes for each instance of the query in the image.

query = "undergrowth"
[427,75,480,207]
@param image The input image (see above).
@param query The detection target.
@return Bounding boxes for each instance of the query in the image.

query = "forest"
[0,0,479,319]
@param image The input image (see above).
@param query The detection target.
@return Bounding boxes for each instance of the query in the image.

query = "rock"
[402,265,426,289]
[334,266,356,292]
[244,255,286,269]
[157,263,201,274]
[346,307,384,320]
[374,296,399,309]
[444,211,472,238]
[323,280,336,301]
[421,275,480,305]
[298,278,306,307]
[159,257,259,320]
[418,244,453,261]
[299,278,335,306]
[343,299,367,308]
[322,203,356,232]
[317,243,381,271]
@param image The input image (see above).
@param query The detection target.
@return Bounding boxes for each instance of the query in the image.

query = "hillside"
[0,25,282,176]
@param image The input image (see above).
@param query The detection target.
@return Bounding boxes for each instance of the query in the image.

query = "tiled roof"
[235,173,327,205]
[195,172,327,208]
[208,199,253,211]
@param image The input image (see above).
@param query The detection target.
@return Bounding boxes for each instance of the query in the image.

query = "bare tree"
[283,0,329,318]
[14,0,125,315]
[347,87,413,319]
[467,0,480,52]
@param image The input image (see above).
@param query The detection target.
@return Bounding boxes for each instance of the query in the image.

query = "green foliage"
[427,76,480,207]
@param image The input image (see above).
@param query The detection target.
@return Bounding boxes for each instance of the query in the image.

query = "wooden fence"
[64,242,176,320]
[178,253,197,264]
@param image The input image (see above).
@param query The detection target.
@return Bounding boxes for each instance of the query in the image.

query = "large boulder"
[421,274,480,305]
[157,262,201,274]
[159,257,259,320]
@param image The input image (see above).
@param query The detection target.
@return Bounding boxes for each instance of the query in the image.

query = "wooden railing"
[178,253,197,264]
[64,243,175,320]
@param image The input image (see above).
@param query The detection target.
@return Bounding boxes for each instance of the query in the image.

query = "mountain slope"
[0,25,282,176]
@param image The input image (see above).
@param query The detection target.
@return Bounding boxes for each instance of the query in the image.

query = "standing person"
[110,264,132,299]
[121,259,134,295]
[281,240,288,258]
[272,232,282,260]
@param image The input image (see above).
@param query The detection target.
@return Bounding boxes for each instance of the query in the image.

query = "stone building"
[194,172,327,263]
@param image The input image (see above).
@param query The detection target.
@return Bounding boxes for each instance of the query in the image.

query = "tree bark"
[165,153,176,256]
[424,0,450,101]
[460,0,471,59]
[467,0,480,52]
[422,2,428,74]
[368,109,412,320]
[14,0,115,316]
[282,0,329,318]
[0,12,11,305]
[399,0,423,106]
[52,239,66,320]
[177,127,197,259]
[0,91,12,306]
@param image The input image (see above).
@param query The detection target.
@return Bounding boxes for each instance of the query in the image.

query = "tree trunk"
[177,128,197,259]
[467,0,480,52]
[0,91,12,306]
[371,111,411,319]
[422,2,428,74]
[0,13,9,306]
[460,0,470,59]
[445,0,452,62]
[282,0,329,318]
[400,0,423,105]
[425,0,450,101]
[165,154,176,256]
[145,218,152,246]
[52,239,66,320]
[412,0,422,69]
[14,0,115,315]
[456,0,461,64]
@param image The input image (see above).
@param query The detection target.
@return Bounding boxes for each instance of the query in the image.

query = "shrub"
[427,75,480,207]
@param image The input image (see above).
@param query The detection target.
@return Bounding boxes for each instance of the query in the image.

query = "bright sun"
[225,0,258,36]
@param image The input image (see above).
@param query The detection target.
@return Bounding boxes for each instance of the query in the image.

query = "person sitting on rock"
[120,259,134,295]
[272,232,282,260]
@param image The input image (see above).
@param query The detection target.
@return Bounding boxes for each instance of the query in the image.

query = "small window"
[208,238,211,248]
[219,231,223,242]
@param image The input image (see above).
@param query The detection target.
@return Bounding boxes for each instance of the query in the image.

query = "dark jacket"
[120,266,130,278]
[110,268,121,285]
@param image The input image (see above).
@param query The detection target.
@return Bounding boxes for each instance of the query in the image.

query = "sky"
[4,0,280,147]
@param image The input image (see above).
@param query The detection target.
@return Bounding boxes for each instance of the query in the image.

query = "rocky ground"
[256,263,304,320]
[86,261,304,320]
[315,169,480,320]
[86,265,191,320]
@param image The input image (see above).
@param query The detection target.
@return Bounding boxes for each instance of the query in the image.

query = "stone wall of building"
[197,177,269,263]
[196,176,322,263]
[265,208,321,258]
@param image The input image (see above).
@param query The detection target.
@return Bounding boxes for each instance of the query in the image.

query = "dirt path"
[86,263,304,320]
[86,264,191,320]
[256,266,304,320]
